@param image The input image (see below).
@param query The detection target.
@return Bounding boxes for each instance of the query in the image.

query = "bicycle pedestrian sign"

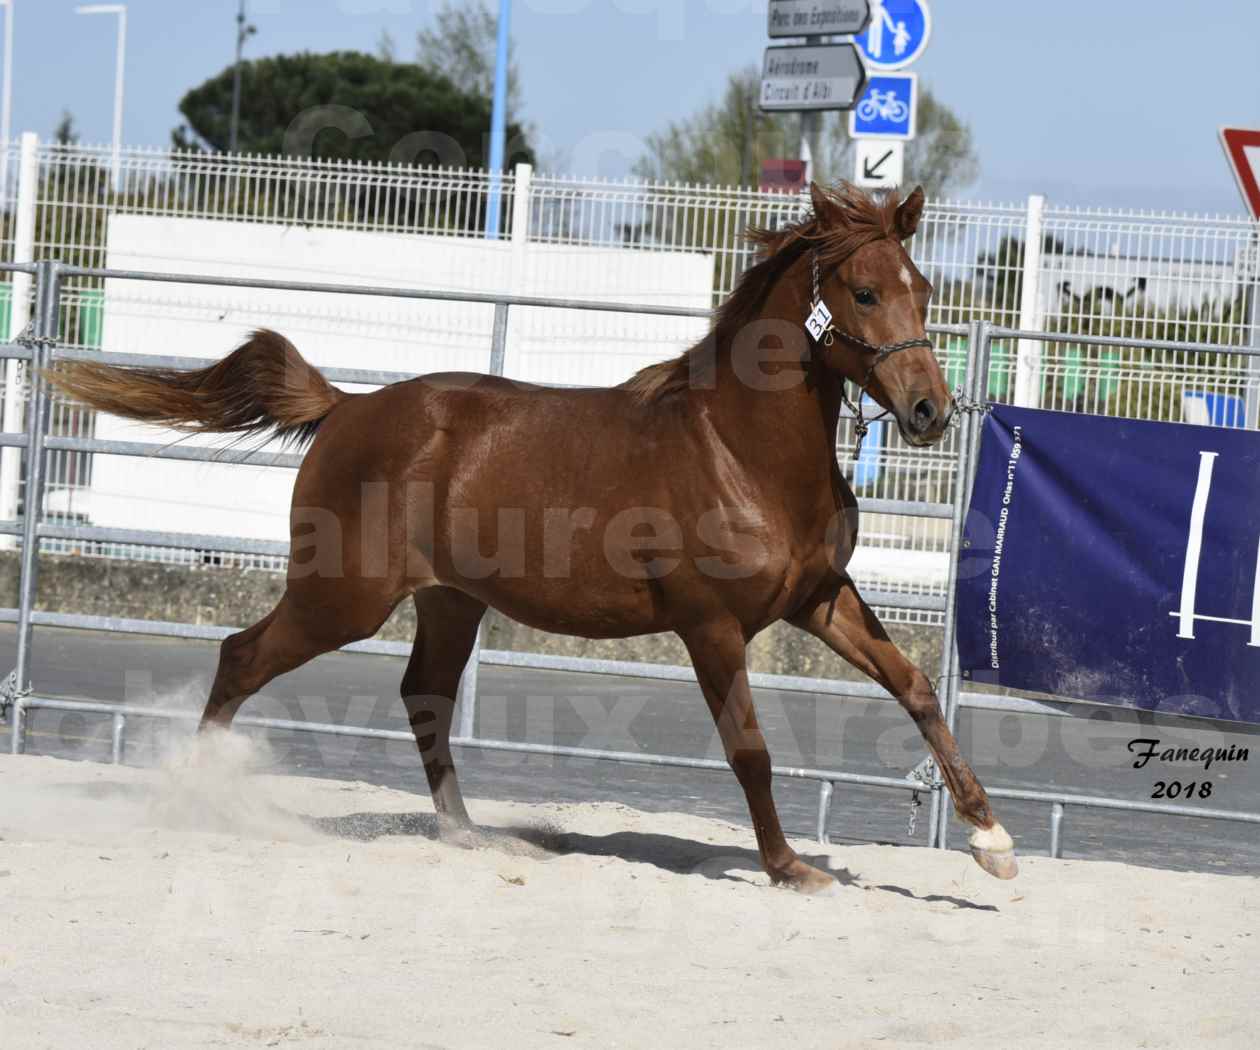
[849,72,917,139]
[856,0,930,71]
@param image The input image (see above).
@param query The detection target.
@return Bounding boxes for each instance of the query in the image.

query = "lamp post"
[74,4,127,194]
[0,1,13,198]
[229,0,256,154]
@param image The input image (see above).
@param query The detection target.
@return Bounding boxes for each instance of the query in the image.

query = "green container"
[944,336,1011,400]
[79,287,104,348]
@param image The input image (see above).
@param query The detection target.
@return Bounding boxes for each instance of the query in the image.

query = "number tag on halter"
[805,299,832,342]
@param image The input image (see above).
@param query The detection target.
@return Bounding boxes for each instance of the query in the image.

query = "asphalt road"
[4,626,1259,876]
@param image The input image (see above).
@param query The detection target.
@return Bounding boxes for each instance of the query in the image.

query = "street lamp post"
[229,0,256,154]
[75,4,127,194]
[0,0,14,203]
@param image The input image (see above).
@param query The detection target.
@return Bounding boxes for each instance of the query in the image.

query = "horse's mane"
[621,183,904,405]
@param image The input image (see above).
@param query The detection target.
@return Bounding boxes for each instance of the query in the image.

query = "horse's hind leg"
[199,590,392,732]
[399,586,486,834]
[788,575,1018,880]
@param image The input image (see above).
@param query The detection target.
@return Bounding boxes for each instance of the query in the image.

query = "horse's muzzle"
[900,395,953,446]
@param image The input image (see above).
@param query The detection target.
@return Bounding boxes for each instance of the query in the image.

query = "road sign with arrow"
[854,139,904,189]
[759,43,866,112]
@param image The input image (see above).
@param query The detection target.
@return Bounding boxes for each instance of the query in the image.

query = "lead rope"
[806,250,935,459]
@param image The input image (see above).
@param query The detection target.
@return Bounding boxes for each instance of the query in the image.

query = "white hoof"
[968,823,1019,880]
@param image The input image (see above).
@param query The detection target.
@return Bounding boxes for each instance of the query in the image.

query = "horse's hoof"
[438,823,481,850]
[776,862,842,896]
[971,846,1019,880]
[968,823,1019,880]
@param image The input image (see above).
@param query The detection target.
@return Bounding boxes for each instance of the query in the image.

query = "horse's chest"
[729,510,854,628]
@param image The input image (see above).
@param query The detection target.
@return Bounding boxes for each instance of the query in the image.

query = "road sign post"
[845,1,928,189]
[760,43,866,113]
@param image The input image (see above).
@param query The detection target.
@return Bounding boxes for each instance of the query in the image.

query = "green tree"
[53,110,79,146]
[635,65,979,198]
[172,51,533,171]
[633,67,796,188]
[973,233,1070,317]
[376,28,397,64]
[416,0,522,121]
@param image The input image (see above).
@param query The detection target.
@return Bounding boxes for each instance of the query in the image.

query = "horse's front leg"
[681,619,838,895]
[787,575,1018,879]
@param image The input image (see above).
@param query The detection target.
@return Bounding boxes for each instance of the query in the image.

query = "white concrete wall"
[74,216,713,542]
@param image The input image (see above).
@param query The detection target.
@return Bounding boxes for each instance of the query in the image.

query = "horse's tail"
[46,328,347,447]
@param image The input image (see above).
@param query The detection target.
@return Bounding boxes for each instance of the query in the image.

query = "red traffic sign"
[1219,127,1260,218]
[759,158,807,194]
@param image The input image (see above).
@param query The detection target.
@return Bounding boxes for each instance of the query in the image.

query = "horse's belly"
[449,574,669,639]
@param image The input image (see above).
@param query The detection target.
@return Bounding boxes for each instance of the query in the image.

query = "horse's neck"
[702,296,846,475]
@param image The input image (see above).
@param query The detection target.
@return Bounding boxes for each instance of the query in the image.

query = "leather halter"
[808,250,933,456]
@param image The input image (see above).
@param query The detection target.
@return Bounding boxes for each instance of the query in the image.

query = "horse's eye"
[854,288,877,307]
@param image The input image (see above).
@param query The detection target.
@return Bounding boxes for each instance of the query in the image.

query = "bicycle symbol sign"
[849,72,917,140]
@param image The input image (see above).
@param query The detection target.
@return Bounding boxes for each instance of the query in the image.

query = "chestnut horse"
[50,182,1016,892]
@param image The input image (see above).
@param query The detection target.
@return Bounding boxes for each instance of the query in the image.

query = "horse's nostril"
[912,398,937,431]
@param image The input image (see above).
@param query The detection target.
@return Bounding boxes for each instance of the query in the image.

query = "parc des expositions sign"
[767,0,871,38]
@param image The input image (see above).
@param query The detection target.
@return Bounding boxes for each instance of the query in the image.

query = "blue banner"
[957,405,1260,725]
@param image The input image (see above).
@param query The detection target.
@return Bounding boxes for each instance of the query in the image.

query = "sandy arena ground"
[1,740,1256,1049]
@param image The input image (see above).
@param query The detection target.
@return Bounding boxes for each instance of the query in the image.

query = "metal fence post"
[510,163,532,248]
[8,696,23,755]
[1049,801,1065,859]
[111,712,126,764]
[928,319,983,845]
[815,780,834,845]
[1013,194,1046,409]
[1,132,38,543]
[931,319,994,849]
[488,300,509,378]
[9,260,60,755]
[1244,238,1260,430]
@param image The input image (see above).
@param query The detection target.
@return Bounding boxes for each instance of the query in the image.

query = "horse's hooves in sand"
[438,823,482,850]
[968,823,1019,880]
[777,863,843,896]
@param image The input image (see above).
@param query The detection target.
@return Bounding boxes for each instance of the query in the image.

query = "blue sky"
[10,0,1259,214]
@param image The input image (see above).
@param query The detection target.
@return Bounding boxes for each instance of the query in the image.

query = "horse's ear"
[809,181,837,225]
[894,185,925,239]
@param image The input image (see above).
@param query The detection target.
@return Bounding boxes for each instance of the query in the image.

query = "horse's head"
[804,182,951,447]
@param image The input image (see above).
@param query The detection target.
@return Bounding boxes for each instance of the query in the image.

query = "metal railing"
[3,260,1260,861]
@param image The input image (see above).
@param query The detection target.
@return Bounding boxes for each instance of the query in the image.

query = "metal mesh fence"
[0,140,1255,625]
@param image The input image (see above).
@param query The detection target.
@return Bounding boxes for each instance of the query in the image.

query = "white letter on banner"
[1177,451,1218,640]
[1251,538,1260,648]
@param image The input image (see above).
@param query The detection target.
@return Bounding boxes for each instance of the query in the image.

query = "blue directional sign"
[856,0,931,71]
[849,72,917,140]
